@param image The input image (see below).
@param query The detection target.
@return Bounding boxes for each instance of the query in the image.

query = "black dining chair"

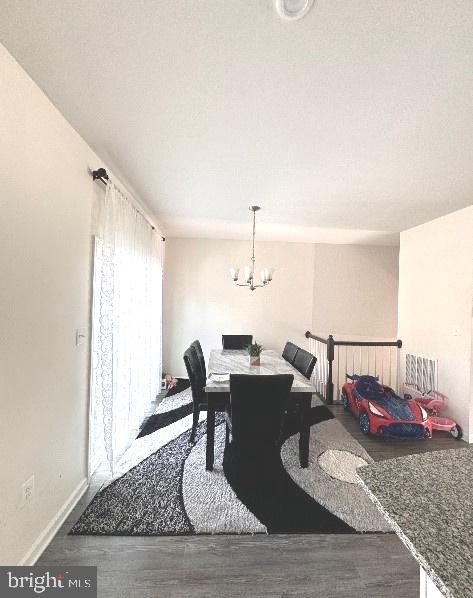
[183,346,206,443]
[222,335,253,350]
[293,348,317,380]
[190,339,206,380]
[282,341,299,365]
[184,344,226,443]
[225,374,294,456]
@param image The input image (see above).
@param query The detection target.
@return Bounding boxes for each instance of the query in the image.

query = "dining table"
[204,349,317,471]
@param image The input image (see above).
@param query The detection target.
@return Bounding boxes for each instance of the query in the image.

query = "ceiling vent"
[275,0,315,20]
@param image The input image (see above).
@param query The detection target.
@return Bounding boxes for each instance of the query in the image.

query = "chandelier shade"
[230,206,274,291]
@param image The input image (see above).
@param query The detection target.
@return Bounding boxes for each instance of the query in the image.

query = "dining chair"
[282,341,299,364]
[293,348,317,380]
[184,344,226,443]
[222,335,253,350]
[225,374,294,456]
[190,339,206,380]
[183,345,207,443]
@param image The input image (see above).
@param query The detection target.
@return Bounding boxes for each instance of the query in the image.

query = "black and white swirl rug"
[70,385,391,536]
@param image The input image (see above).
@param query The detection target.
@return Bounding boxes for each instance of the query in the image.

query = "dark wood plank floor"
[38,404,466,598]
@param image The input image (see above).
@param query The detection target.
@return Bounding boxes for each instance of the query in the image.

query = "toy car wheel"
[340,391,349,411]
[451,425,463,440]
[359,412,370,435]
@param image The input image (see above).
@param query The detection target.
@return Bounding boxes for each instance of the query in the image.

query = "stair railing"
[305,331,402,404]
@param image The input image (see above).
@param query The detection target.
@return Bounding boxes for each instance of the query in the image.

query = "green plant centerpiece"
[247,342,263,366]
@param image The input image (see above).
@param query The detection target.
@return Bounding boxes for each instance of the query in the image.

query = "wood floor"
[38,404,466,598]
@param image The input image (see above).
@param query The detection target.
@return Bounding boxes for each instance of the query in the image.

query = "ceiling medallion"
[275,0,315,20]
[230,206,274,291]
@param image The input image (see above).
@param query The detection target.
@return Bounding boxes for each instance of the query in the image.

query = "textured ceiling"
[1,0,472,243]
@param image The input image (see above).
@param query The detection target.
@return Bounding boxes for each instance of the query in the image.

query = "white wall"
[398,206,473,440]
[163,239,400,377]
[312,244,399,338]
[163,238,315,376]
[0,46,98,564]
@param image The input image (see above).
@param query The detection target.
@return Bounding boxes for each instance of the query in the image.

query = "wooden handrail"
[305,331,402,348]
[304,331,327,344]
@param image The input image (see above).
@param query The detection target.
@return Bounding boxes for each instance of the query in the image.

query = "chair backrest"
[229,374,293,450]
[282,341,299,365]
[222,335,253,350]
[183,345,205,405]
[293,348,317,380]
[190,339,206,380]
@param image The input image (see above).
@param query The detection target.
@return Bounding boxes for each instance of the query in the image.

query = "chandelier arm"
[234,282,266,288]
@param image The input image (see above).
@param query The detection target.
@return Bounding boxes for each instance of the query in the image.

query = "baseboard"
[18,478,89,566]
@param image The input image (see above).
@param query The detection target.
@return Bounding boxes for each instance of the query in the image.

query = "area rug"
[136,378,192,438]
[70,386,391,536]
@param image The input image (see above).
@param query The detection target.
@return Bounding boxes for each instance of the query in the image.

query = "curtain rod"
[91,168,165,241]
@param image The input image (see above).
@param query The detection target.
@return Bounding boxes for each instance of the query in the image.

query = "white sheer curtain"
[89,180,163,475]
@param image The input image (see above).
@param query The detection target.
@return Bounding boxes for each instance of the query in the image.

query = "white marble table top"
[205,349,316,393]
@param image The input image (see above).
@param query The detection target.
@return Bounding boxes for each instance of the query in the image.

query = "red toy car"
[341,375,432,439]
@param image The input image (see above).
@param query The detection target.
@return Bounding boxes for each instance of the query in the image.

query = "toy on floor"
[341,374,432,439]
[403,384,462,440]
[166,376,178,390]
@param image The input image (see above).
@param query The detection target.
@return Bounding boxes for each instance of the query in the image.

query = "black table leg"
[206,404,216,471]
[298,393,311,468]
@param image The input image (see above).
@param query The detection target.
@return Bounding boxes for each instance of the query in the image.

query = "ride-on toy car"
[403,384,463,440]
[341,375,432,438]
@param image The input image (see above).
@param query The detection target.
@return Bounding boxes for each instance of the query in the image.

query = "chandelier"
[230,206,274,291]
